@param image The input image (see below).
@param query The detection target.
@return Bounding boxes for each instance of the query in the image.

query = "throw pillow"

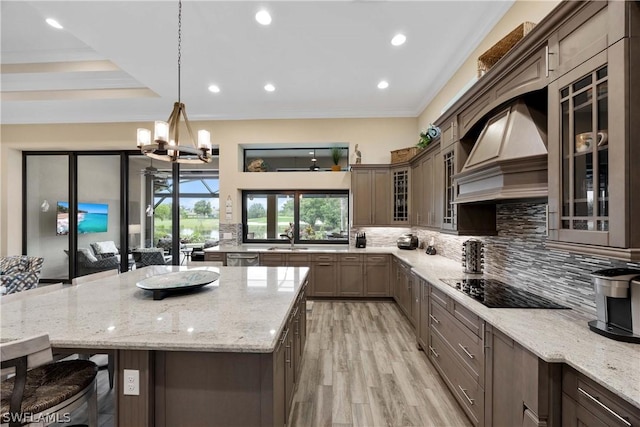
[78,248,98,263]
[0,256,29,275]
[91,241,119,257]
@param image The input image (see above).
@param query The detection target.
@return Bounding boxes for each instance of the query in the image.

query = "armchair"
[132,248,169,268]
[0,256,44,295]
[76,248,119,278]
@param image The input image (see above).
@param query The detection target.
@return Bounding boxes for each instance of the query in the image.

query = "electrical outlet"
[123,369,139,396]
[223,232,232,240]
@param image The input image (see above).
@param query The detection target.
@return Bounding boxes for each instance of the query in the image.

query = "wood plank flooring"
[289,301,472,427]
[58,300,471,427]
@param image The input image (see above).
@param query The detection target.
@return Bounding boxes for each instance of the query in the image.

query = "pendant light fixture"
[309,150,319,171]
[136,0,212,164]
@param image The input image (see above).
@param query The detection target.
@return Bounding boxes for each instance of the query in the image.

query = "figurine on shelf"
[353,144,362,164]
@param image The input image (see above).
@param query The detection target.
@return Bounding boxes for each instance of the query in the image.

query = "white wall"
[418,0,560,127]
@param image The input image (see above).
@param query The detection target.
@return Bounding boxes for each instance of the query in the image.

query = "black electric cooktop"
[439,278,570,309]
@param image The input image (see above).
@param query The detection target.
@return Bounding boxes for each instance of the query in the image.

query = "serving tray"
[136,270,219,300]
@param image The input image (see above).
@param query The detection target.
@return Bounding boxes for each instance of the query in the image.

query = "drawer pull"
[578,387,631,427]
[458,343,475,359]
[458,385,475,406]
[429,314,440,324]
[285,343,292,367]
[428,346,439,358]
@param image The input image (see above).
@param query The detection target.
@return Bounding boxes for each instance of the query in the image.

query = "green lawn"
[155,217,219,242]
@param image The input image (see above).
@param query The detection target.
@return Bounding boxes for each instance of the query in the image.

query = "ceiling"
[1,1,513,125]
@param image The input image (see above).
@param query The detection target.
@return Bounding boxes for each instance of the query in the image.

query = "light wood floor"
[289,301,472,427]
[59,301,471,427]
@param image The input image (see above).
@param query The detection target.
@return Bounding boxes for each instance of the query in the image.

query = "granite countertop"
[209,244,640,408]
[0,266,309,353]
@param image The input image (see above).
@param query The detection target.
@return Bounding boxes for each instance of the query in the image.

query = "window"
[154,171,220,244]
[243,146,348,172]
[242,190,349,244]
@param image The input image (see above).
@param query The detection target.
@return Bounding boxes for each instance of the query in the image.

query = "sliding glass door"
[25,155,69,281]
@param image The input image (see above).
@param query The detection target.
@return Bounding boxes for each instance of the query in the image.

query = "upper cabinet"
[411,143,443,228]
[547,2,615,81]
[391,165,411,225]
[547,1,640,259]
[351,163,413,226]
[351,165,391,226]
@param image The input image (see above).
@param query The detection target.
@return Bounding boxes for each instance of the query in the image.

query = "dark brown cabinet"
[351,165,390,226]
[338,254,364,296]
[416,277,429,351]
[203,252,226,265]
[484,325,561,427]
[411,144,443,228]
[391,166,410,224]
[310,253,337,297]
[562,366,640,427]
[546,1,640,259]
[260,253,285,267]
[547,1,611,81]
[275,280,308,427]
[273,322,287,427]
[427,283,486,426]
[364,254,390,297]
[393,259,413,324]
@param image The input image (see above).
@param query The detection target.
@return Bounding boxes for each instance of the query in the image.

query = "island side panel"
[155,351,276,426]
[118,349,154,427]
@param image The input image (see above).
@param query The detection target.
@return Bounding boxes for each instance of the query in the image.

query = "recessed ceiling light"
[391,33,406,46]
[264,83,275,92]
[378,80,389,89]
[208,84,220,93]
[255,10,272,26]
[46,18,63,29]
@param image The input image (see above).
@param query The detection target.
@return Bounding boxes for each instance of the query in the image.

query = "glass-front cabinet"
[559,65,609,237]
[392,167,410,224]
[548,30,639,255]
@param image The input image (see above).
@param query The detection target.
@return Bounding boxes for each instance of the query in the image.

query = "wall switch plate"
[123,369,139,396]
[223,232,232,240]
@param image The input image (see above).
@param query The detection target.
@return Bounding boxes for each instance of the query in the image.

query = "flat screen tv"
[56,202,108,235]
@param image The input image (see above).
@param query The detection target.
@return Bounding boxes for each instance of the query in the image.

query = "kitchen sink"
[267,247,308,251]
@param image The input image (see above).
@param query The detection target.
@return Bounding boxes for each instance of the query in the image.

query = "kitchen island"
[0,265,310,426]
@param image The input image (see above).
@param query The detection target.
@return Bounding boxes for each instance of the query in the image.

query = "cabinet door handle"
[278,328,289,352]
[285,342,292,367]
[481,322,487,355]
[428,346,439,358]
[578,387,631,427]
[458,386,475,406]
[545,45,554,77]
[429,314,440,324]
[458,343,475,359]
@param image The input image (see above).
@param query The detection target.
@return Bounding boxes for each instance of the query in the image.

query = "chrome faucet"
[279,222,295,249]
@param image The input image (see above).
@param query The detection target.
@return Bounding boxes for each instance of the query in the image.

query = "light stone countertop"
[0,265,309,353]
[210,244,640,408]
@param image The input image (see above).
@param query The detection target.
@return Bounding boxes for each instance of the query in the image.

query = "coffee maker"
[589,268,640,343]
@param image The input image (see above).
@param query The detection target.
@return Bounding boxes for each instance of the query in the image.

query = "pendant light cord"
[177,0,182,103]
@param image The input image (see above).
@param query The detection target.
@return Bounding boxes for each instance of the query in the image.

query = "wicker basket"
[477,22,536,77]
[391,147,419,164]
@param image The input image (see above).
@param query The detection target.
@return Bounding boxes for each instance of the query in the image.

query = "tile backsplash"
[355,202,640,318]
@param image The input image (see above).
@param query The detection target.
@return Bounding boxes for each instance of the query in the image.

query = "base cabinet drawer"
[429,330,485,426]
[429,300,484,385]
[562,367,640,427]
[204,252,225,264]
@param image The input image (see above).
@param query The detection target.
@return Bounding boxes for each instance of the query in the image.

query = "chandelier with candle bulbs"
[136,0,212,163]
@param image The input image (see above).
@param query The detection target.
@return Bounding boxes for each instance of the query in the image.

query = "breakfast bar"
[0,265,310,426]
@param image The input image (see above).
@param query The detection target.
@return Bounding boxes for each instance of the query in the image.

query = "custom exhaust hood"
[454,99,548,204]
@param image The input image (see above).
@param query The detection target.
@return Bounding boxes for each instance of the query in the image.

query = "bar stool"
[0,334,98,427]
